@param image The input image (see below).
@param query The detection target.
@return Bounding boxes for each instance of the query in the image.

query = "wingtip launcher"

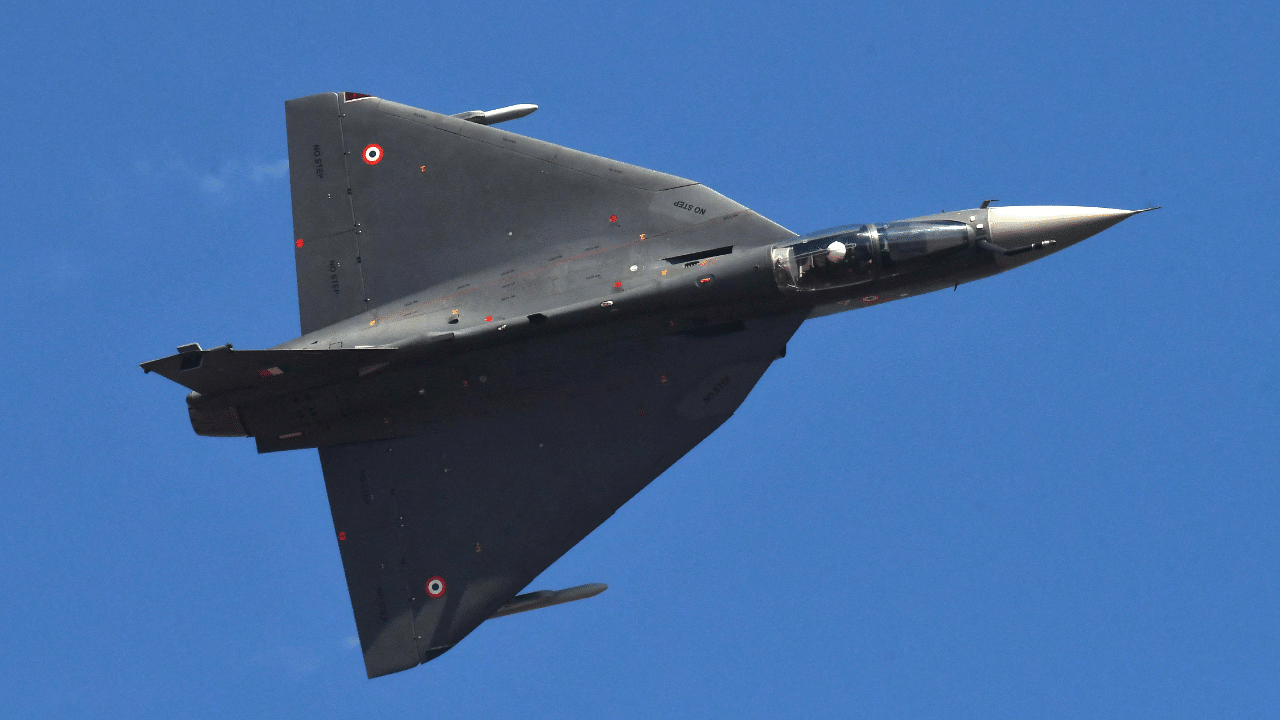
[488,583,608,619]
[451,103,539,126]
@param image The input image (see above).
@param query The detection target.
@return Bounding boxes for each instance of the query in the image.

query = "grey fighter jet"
[142,92,1152,678]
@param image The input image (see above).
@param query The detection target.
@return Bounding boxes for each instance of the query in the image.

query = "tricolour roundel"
[363,143,383,165]
[426,576,446,598]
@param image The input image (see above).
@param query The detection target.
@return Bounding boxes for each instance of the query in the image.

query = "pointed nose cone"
[987,206,1149,252]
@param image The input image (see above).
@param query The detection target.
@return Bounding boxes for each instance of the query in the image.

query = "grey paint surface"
[142,92,1149,678]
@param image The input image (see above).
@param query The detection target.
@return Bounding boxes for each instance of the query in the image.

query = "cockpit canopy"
[771,220,972,292]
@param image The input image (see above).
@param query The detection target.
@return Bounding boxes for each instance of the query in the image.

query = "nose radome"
[987,206,1149,252]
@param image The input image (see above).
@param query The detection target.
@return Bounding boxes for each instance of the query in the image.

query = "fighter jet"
[142,92,1153,678]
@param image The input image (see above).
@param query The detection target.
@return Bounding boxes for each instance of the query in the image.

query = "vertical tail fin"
[286,92,369,334]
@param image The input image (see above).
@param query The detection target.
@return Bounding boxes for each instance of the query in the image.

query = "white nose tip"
[987,206,1146,251]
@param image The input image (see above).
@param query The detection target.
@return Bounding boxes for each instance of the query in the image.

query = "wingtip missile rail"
[488,583,609,620]
[452,103,539,125]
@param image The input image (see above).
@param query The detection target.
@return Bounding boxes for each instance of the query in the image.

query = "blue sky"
[3,1,1278,717]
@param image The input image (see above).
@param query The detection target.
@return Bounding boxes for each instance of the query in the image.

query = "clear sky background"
[2,1,1277,717]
